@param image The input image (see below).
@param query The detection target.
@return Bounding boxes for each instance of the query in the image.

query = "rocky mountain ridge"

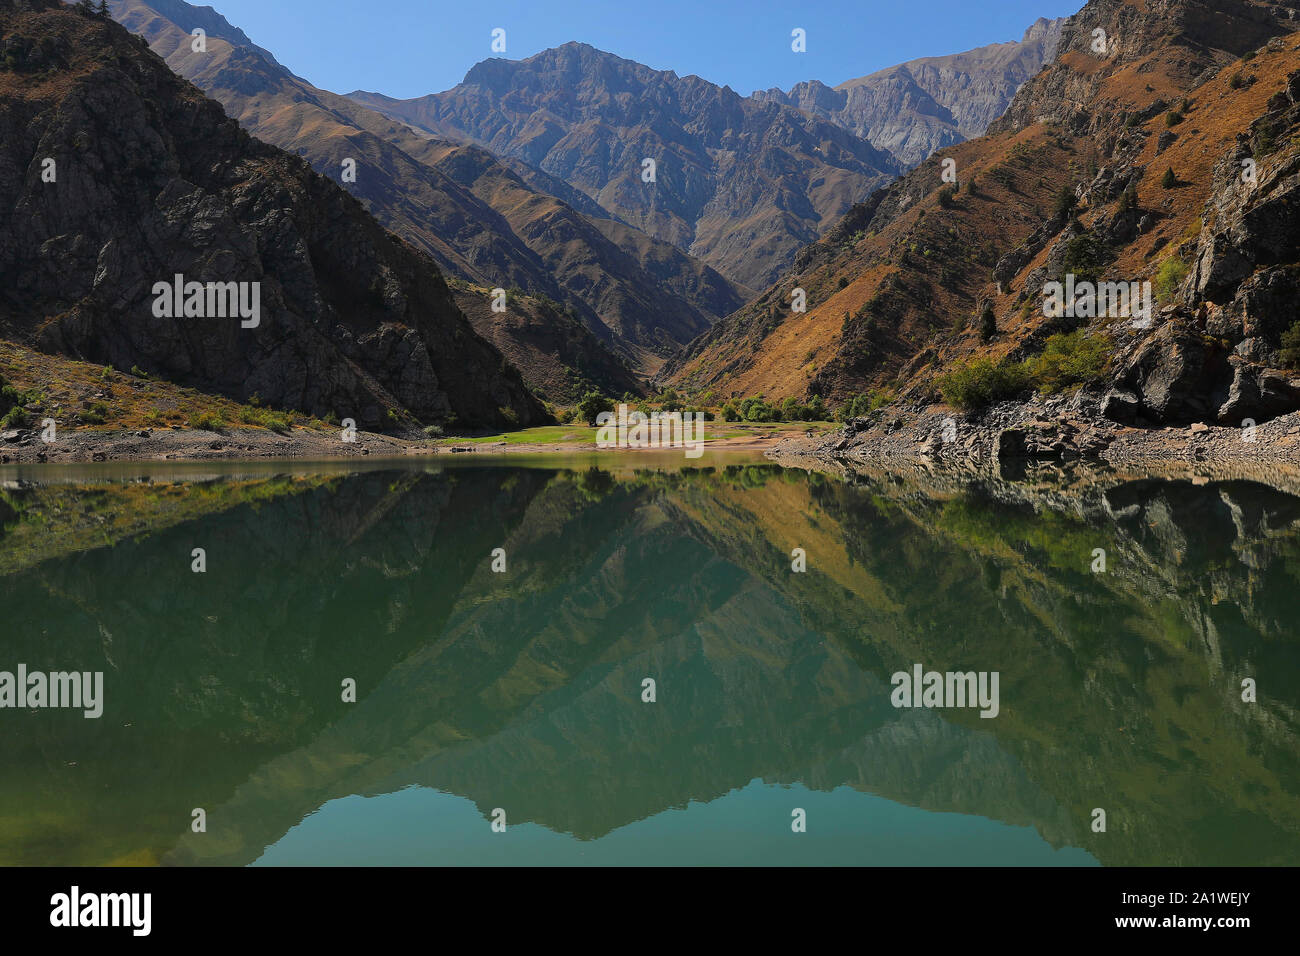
[108,0,747,378]
[667,0,1300,435]
[0,0,543,430]
[755,17,1066,168]
[349,42,902,289]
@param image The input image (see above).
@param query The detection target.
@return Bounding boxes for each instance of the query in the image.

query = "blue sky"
[208,0,1084,99]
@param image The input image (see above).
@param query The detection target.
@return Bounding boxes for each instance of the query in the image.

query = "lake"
[1,453,1297,865]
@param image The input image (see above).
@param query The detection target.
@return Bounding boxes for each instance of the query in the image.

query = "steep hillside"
[350,42,901,289]
[667,0,1300,431]
[755,17,1066,168]
[0,0,542,430]
[108,0,745,371]
[450,284,644,403]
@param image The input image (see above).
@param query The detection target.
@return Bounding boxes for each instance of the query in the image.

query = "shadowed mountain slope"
[109,0,746,375]
[0,0,542,430]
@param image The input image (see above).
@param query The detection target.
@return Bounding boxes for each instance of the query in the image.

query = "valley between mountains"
[2,0,1300,466]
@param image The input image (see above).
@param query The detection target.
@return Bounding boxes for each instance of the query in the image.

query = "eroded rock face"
[754,19,1066,169]
[1091,53,1300,429]
[1113,322,1230,423]
[349,42,900,290]
[0,1,544,431]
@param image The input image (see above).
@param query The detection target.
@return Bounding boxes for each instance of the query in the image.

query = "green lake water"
[1,454,1297,865]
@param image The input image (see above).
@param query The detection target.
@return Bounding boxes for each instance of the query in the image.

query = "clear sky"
[206,0,1084,99]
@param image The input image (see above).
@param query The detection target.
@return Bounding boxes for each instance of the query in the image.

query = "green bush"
[1161,167,1178,189]
[978,301,997,342]
[1060,232,1110,285]
[1053,186,1077,219]
[937,358,1030,409]
[1154,257,1189,302]
[576,390,614,425]
[1021,331,1110,394]
[187,410,224,431]
[1281,320,1300,367]
[838,389,895,420]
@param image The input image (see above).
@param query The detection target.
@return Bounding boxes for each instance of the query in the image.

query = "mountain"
[754,18,1066,168]
[0,0,542,430]
[108,0,746,376]
[666,0,1300,429]
[451,284,644,403]
[349,42,902,290]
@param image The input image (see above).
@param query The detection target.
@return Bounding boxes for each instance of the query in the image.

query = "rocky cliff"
[667,0,1300,433]
[0,0,543,430]
[107,0,747,376]
[350,42,901,290]
[755,18,1065,168]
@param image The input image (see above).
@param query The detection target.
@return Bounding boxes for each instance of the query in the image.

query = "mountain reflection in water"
[1,457,1297,866]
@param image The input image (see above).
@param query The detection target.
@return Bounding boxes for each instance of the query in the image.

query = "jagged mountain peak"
[666,0,1300,433]
[349,49,899,289]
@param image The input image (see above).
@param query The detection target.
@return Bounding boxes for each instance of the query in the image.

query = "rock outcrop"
[349,42,901,289]
[108,0,748,373]
[755,18,1065,168]
[0,0,543,430]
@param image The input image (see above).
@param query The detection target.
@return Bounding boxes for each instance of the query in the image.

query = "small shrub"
[1053,186,1077,219]
[187,410,224,431]
[978,301,998,342]
[937,358,1030,409]
[1022,331,1110,394]
[1161,167,1178,189]
[1281,320,1300,367]
[1154,257,1189,302]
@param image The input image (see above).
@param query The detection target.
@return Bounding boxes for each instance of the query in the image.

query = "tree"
[1281,320,1300,367]
[978,301,997,343]
[1161,167,1178,189]
[96,0,110,16]
[576,390,613,425]
[1053,185,1077,219]
[1117,182,1139,216]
